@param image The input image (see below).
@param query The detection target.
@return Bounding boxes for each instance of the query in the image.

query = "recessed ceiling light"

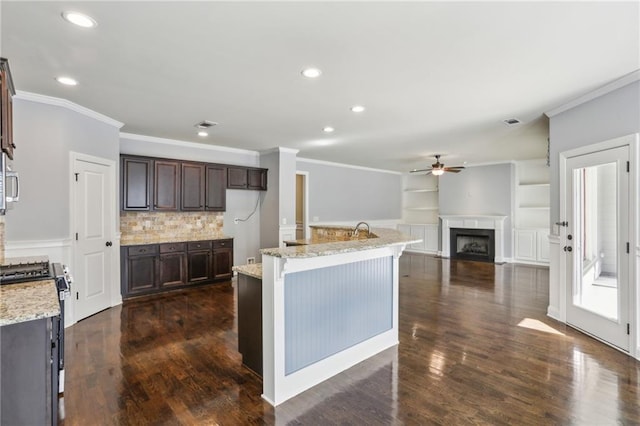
[323,126,335,133]
[351,105,365,113]
[301,68,322,78]
[61,11,97,28]
[198,131,208,137]
[56,76,78,86]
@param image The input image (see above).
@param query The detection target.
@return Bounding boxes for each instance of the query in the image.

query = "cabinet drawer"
[159,242,186,253]
[127,245,158,256]
[188,241,212,251]
[213,239,233,249]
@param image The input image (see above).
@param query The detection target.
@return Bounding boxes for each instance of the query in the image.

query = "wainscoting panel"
[283,256,393,375]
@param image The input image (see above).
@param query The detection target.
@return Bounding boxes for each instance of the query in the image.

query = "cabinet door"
[409,225,427,251]
[154,160,180,210]
[181,162,205,211]
[247,168,267,190]
[121,157,153,211]
[537,230,550,262]
[0,63,15,159]
[126,255,158,294]
[515,230,537,261]
[212,239,233,280]
[205,165,227,211]
[424,224,439,253]
[159,253,187,288]
[188,250,212,283]
[227,167,248,189]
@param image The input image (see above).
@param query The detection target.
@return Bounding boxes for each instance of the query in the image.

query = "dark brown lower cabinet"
[121,239,233,298]
[213,239,233,280]
[237,273,262,376]
[188,240,213,284]
[122,245,159,296]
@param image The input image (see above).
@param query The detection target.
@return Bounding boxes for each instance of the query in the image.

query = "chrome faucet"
[353,221,370,237]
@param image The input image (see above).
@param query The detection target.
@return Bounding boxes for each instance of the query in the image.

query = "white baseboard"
[547,307,561,321]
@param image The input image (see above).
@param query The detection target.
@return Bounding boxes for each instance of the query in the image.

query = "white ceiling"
[2,1,638,172]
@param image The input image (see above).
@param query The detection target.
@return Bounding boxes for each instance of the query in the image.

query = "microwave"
[0,153,19,214]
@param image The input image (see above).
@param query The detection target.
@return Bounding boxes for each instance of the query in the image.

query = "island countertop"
[261,227,419,259]
[0,280,60,326]
[233,263,262,279]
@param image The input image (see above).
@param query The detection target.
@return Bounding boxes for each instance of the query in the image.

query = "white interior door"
[74,157,114,321]
[565,145,629,351]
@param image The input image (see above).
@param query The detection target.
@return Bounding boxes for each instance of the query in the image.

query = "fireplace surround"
[440,215,507,263]
[450,228,495,262]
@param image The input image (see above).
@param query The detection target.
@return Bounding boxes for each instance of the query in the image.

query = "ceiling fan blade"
[445,168,462,173]
[410,168,432,173]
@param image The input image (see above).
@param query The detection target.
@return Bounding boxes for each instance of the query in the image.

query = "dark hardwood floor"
[60,254,639,425]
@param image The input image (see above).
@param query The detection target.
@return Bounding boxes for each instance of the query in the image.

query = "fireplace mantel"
[439,215,507,263]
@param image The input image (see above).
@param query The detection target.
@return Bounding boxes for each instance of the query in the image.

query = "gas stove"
[0,255,52,284]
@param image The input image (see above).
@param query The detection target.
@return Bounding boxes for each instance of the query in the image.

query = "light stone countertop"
[0,280,60,326]
[121,234,234,246]
[261,227,419,259]
[233,263,262,280]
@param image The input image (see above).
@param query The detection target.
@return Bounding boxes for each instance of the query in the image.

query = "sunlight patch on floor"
[517,318,565,336]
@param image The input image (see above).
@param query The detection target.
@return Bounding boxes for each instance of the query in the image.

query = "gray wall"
[438,163,515,257]
[6,98,120,240]
[549,81,640,223]
[259,150,280,250]
[296,159,402,222]
[121,135,264,265]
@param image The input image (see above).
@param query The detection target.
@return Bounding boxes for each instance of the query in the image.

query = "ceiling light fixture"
[56,76,78,86]
[301,68,322,78]
[194,120,217,129]
[431,168,445,176]
[61,11,97,28]
[323,126,334,133]
[198,131,208,137]
[351,105,365,113]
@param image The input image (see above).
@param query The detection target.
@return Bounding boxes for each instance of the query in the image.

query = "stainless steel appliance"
[0,152,19,214]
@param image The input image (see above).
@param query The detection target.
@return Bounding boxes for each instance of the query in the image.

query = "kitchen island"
[257,225,417,406]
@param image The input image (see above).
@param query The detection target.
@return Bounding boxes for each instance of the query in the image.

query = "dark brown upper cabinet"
[154,160,180,211]
[227,166,267,190]
[205,164,227,211]
[0,58,16,160]
[181,162,205,211]
[122,156,153,211]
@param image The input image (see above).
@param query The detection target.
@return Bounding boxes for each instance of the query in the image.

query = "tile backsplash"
[120,212,225,245]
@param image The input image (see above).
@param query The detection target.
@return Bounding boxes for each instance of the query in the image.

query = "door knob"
[106,241,113,247]
[567,234,573,240]
[563,246,572,252]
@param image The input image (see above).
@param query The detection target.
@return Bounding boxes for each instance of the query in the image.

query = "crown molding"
[120,132,259,156]
[260,147,300,155]
[545,69,640,118]
[14,91,124,128]
[297,157,401,175]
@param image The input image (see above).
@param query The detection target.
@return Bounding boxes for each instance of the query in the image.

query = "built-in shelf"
[403,173,439,224]
[515,159,550,265]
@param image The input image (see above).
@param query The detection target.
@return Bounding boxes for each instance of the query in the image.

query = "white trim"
[261,147,299,155]
[558,133,639,360]
[4,238,72,251]
[439,215,508,263]
[70,152,121,326]
[120,132,260,157]
[545,69,640,118]
[262,244,403,405]
[14,91,123,128]
[297,157,401,175]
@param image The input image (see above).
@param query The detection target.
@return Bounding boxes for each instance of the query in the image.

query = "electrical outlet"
[247,257,255,265]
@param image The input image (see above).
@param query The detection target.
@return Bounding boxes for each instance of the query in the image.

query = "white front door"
[73,156,114,321]
[565,145,630,351]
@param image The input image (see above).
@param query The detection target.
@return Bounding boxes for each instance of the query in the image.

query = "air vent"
[194,120,218,129]
[503,118,521,126]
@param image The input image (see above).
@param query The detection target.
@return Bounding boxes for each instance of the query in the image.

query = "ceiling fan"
[410,155,465,176]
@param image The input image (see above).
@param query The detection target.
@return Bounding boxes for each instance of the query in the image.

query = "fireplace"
[440,215,507,263]
[450,228,495,262]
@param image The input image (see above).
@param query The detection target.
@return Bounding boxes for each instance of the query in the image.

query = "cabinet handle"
[140,249,146,253]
